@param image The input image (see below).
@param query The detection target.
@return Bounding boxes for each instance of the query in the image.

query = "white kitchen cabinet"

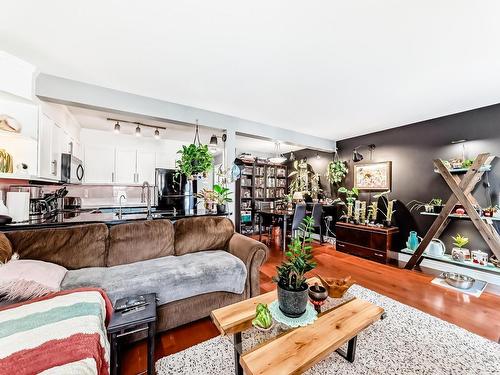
[137,150,156,184]
[115,148,137,184]
[156,151,176,169]
[38,114,56,179]
[51,123,63,180]
[84,145,115,183]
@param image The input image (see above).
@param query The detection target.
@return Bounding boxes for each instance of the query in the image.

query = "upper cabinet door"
[38,113,54,179]
[137,150,156,184]
[115,148,137,184]
[84,145,115,183]
[156,151,176,169]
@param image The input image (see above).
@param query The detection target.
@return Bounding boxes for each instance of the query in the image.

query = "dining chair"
[290,204,307,239]
[311,203,324,243]
[257,201,275,243]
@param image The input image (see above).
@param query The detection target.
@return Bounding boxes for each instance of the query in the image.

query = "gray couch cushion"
[61,250,247,305]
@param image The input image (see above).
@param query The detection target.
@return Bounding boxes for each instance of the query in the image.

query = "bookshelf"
[235,160,287,234]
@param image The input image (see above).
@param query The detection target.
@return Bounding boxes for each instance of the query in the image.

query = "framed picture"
[353,161,392,191]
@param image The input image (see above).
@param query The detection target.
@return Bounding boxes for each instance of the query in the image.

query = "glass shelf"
[401,248,500,275]
[420,212,500,222]
[433,165,491,174]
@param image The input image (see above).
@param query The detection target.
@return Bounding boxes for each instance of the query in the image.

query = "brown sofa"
[1,216,268,332]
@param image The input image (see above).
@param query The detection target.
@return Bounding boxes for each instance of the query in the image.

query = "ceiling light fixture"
[154,128,160,140]
[316,152,321,159]
[269,141,287,164]
[114,121,120,134]
[135,125,141,137]
[210,135,218,145]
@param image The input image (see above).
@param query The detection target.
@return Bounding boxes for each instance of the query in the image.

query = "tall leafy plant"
[274,216,316,290]
[176,144,213,179]
[326,160,348,185]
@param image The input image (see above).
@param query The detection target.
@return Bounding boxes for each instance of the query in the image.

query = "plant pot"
[277,282,309,318]
[383,220,392,227]
[216,204,226,214]
[433,205,444,214]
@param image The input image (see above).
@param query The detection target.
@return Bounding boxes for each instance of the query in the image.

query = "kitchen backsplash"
[0,179,148,208]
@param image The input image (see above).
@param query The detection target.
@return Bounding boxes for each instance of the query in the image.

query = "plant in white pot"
[273,216,316,317]
[451,234,470,262]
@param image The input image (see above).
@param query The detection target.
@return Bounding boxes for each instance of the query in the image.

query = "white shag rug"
[156,285,500,375]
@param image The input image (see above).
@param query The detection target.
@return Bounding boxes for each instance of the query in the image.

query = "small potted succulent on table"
[213,184,232,214]
[274,216,316,318]
[252,303,273,331]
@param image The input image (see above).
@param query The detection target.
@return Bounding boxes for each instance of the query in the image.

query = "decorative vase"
[277,283,309,318]
[308,283,328,313]
[406,231,420,251]
[216,204,226,214]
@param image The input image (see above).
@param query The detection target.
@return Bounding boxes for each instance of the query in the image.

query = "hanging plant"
[175,120,214,179]
[326,159,348,184]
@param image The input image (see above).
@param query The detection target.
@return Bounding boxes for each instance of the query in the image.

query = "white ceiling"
[2,1,500,140]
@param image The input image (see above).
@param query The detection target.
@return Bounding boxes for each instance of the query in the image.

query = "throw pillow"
[0,233,12,264]
[0,259,68,301]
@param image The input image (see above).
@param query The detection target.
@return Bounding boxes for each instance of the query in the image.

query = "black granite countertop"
[0,207,230,231]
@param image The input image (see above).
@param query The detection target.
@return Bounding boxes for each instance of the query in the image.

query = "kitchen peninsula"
[0,207,229,231]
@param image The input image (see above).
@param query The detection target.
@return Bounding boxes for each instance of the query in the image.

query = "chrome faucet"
[141,181,152,219]
[118,194,126,219]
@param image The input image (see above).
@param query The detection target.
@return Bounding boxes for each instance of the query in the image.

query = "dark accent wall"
[337,103,500,256]
[284,149,334,198]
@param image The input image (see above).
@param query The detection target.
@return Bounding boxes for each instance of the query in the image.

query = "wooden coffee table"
[211,278,385,375]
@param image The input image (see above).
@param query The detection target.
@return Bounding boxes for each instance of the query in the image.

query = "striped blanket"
[0,288,113,375]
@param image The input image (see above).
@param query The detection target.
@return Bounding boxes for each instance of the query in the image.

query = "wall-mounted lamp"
[352,144,376,162]
[114,121,120,134]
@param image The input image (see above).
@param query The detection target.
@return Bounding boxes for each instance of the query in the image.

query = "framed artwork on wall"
[353,161,392,191]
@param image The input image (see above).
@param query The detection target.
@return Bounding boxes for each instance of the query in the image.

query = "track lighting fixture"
[135,125,141,137]
[114,121,120,134]
[154,128,160,140]
[209,135,218,145]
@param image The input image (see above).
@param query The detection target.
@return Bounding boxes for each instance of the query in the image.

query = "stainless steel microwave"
[61,153,84,184]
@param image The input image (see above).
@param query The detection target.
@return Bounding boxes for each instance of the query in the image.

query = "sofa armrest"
[227,233,269,297]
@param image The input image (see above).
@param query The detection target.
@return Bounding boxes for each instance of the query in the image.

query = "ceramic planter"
[433,205,444,214]
[277,282,309,318]
[216,204,226,214]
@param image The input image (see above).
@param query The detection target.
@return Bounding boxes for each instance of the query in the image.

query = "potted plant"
[213,184,232,214]
[430,198,443,213]
[337,187,359,222]
[252,303,273,331]
[273,216,316,318]
[451,234,470,262]
[196,188,216,211]
[483,206,498,218]
[325,160,348,185]
[176,143,213,180]
[373,190,395,227]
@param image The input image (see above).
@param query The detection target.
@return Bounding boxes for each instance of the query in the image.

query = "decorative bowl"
[442,272,475,290]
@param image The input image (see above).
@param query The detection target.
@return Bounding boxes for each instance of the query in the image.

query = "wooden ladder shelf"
[405,153,500,270]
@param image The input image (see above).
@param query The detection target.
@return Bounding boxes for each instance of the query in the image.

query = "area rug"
[156,285,500,374]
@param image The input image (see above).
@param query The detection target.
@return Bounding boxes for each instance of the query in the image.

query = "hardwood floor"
[121,235,500,374]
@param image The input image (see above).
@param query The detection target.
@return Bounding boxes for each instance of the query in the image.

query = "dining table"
[255,208,294,251]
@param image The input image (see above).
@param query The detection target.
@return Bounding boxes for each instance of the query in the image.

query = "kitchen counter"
[0,208,231,231]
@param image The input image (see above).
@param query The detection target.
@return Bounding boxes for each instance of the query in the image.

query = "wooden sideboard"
[335,222,399,264]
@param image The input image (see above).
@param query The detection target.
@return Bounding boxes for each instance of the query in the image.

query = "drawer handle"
[337,243,345,247]
[373,253,384,257]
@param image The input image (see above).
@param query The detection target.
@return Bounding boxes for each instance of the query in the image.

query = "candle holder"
[308,283,328,314]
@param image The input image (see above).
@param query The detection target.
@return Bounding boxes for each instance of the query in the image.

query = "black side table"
[108,293,157,375]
